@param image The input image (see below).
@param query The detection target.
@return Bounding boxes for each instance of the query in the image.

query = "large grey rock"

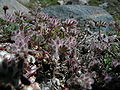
[0,0,29,19]
[42,5,113,22]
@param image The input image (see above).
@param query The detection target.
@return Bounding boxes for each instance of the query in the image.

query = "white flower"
[27,55,36,64]
[0,50,8,56]
[52,77,60,86]
[29,76,36,83]
[0,50,15,60]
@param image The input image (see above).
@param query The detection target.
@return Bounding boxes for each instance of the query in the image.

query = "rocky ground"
[0,0,29,19]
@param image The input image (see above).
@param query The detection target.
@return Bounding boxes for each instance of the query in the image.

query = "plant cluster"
[0,8,120,90]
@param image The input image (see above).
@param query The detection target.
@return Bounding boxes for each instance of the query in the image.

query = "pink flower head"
[39,13,49,21]
[48,18,61,29]
[52,37,64,49]
[63,18,78,26]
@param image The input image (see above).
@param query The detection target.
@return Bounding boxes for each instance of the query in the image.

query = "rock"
[18,0,30,3]
[70,0,90,5]
[58,0,90,5]
[42,5,113,23]
[99,2,108,8]
[0,0,29,19]
[57,0,66,5]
